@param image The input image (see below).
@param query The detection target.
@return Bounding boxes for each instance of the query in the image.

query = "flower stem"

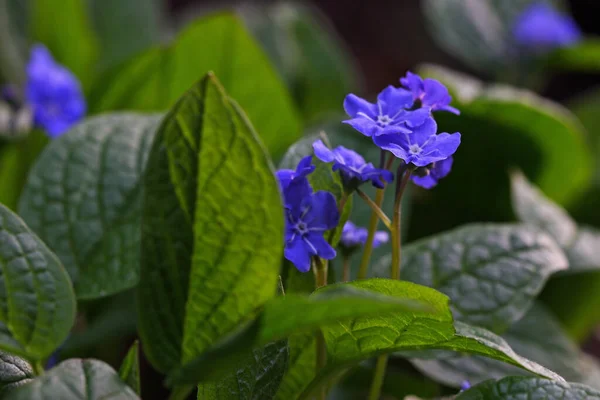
[33,361,45,376]
[367,353,388,400]
[342,255,351,281]
[356,188,392,231]
[368,167,412,400]
[313,257,328,400]
[357,188,385,279]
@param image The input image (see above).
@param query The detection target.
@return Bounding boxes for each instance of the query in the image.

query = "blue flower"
[400,72,460,115]
[277,157,340,272]
[513,2,581,52]
[411,156,453,189]
[374,118,460,167]
[343,86,431,137]
[460,381,471,391]
[26,44,86,138]
[312,139,393,189]
[340,221,389,249]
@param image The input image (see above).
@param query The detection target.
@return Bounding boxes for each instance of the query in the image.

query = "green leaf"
[511,170,600,273]
[549,38,600,72]
[119,341,140,396]
[422,0,563,76]
[0,131,48,211]
[18,114,162,299]
[0,0,28,83]
[457,377,600,400]
[9,359,139,399]
[0,351,33,395]
[137,73,285,375]
[375,223,567,332]
[197,339,289,400]
[30,0,98,89]
[89,0,163,71]
[90,13,301,158]
[411,303,597,388]
[409,64,591,238]
[274,333,314,400]
[0,203,76,361]
[239,2,360,123]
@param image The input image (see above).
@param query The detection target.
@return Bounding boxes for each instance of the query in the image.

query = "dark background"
[166,0,600,102]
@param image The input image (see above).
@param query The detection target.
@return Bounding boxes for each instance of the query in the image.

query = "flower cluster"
[344,71,461,188]
[278,156,340,272]
[26,44,86,138]
[513,2,581,52]
[340,221,388,252]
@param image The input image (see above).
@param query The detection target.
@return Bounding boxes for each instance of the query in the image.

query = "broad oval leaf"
[119,341,140,396]
[90,13,301,158]
[0,351,33,394]
[9,359,139,400]
[375,223,567,332]
[137,73,284,374]
[19,114,162,299]
[457,377,600,400]
[0,203,75,361]
[409,64,592,238]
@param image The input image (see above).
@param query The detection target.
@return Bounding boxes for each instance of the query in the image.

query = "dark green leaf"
[239,2,360,122]
[274,333,314,400]
[19,114,162,299]
[0,351,33,395]
[138,73,284,374]
[89,0,163,71]
[119,341,140,396]
[90,13,301,158]
[549,38,600,72]
[375,223,567,332]
[9,359,139,399]
[409,64,592,238]
[0,203,75,361]
[457,377,600,400]
[0,131,48,211]
[0,0,28,83]
[30,0,98,89]
[197,339,289,400]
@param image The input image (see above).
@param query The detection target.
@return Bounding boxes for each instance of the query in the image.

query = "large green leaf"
[19,114,161,299]
[239,2,360,123]
[457,377,600,399]
[119,341,140,396]
[411,303,598,388]
[549,39,600,72]
[408,64,591,238]
[0,351,33,395]
[30,0,98,89]
[0,203,75,361]
[9,359,139,399]
[0,131,48,211]
[197,339,289,400]
[90,13,301,158]
[375,223,567,332]
[89,0,163,71]
[137,73,284,375]
[422,0,563,76]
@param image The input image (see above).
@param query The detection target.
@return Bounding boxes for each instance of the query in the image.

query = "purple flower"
[343,86,431,137]
[400,72,459,115]
[513,2,581,52]
[312,139,393,189]
[460,381,471,391]
[277,157,340,272]
[411,156,454,189]
[374,118,460,167]
[340,221,389,249]
[26,44,86,138]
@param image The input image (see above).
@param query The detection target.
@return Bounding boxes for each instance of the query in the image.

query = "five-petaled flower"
[312,139,393,189]
[411,156,454,189]
[340,221,389,250]
[513,2,581,52]
[278,157,340,272]
[26,44,86,138]
[343,86,431,138]
[374,118,460,167]
[400,72,460,115]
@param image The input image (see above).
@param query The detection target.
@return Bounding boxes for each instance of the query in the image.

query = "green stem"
[367,354,388,400]
[33,361,44,376]
[169,385,194,400]
[313,257,328,400]
[357,188,385,279]
[342,255,351,281]
[356,188,392,231]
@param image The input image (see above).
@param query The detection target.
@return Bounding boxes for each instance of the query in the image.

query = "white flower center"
[377,114,392,127]
[409,144,422,155]
[295,221,309,235]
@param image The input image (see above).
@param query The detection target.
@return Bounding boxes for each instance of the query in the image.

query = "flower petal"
[373,231,390,248]
[304,191,340,230]
[343,117,380,137]
[411,174,438,189]
[377,85,413,115]
[403,107,432,128]
[284,238,313,272]
[276,169,295,190]
[424,132,461,159]
[312,140,336,163]
[344,94,377,118]
[400,71,424,98]
[373,134,410,161]
[306,233,337,260]
[411,118,438,145]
